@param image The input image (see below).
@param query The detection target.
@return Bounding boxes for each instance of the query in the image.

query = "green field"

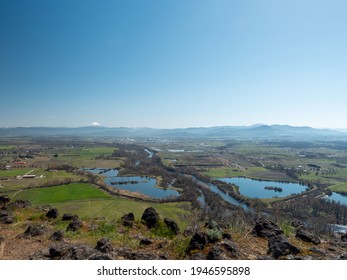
[329,182,347,194]
[0,168,33,178]
[0,145,15,149]
[12,182,191,229]
[53,146,120,168]
[13,183,110,204]
[51,198,191,228]
[203,167,245,178]
[203,166,294,181]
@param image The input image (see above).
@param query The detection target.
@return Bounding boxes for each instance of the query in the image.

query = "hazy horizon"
[1,123,346,131]
[1,1,346,129]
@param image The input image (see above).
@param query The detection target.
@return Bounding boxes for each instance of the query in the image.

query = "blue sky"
[1,0,346,128]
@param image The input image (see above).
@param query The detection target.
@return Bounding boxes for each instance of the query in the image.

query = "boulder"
[291,219,304,229]
[49,230,64,241]
[7,200,31,209]
[164,217,180,235]
[221,240,239,258]
[62,213,79,221]
[295,229,321,245]
[139,238,153,246]
[186,232,208,253]
[46,208,59,219]
[0,210,14,224]
[20,225,47,239]
[95,238,113,254]
[49,243,97,260]
[141,207,159,229]
[121,212,135,227]
[66,220,82,232]
[252,218,283,238]
[268,235,300,259]
[206,245,226,260]
[0,195,10,207]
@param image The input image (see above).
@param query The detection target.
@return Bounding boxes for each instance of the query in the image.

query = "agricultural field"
[329,182,347,194]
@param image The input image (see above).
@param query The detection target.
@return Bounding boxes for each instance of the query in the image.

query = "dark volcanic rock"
[117,248,161,260]
[222,232,232,240]
[0,195,10,207]
[139,238,153,246]
[95,238,113,254]
[46,208,59,219]
[183,225,199,236]
[141,207,159,229]
[66,220,82,232]
[49,230,64,241]
[252,218,283,238]
[221,240,239,258]
[295,229,321,245]
[62,213,79,221]
[164,217,180,235]
[186,232,208,253]
[49,243,97,260]
[121,212,135,227]
[7,200,31,209]
[0,210,14,224]
[20,225,47,239]
[291,219,304,229]
[268,235,300,259]
[207,245,226,260]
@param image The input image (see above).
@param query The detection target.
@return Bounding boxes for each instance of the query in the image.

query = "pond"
[192,176,250,211]
[218,177,308,199]
[325,192,347,206]
[83,168,179,199]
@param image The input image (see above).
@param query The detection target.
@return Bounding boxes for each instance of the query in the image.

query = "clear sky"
[1,0,346,129]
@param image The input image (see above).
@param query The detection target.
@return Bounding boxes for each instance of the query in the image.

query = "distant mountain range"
[0,124,347,140]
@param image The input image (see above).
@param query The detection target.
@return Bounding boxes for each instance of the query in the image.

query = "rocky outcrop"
[95,238,113,253]
[62,213,79,221]
[139,238,153,246]
[252,218,283,238]
[207,245,226,260]
[268,235,300,259]
[186,232,208,253]
[19,225,47,239]
[164,217,180,235]
[0,210,14,224]
[48,243,101,260]
[49,230,64,241]
[121,213,135,227]
[7,200,31,209]
[66,220,82,232]
[295,228,321,245]
[46,208,59,219]
[141,207,159,229]
[0,195,10,207]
